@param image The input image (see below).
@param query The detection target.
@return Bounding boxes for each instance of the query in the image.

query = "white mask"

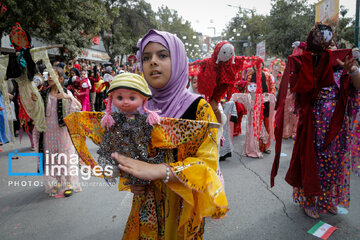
[321,30,333,43]
[247,83,257,93]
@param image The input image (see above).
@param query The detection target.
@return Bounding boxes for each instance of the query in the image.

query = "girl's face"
[81,71,87,79]
[71,71,76,77]
[142,42,171,89]
[112,89,145,113]
[191,76,198,93]
[48,72,63,87]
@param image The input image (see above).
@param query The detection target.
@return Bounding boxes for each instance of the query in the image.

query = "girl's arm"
[111,152,180,184]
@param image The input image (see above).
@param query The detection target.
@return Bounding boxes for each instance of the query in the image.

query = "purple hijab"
[136,29,199,118]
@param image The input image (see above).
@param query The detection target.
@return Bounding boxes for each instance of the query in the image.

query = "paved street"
[0,118,359,240]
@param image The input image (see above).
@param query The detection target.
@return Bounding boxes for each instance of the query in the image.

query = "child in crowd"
[78,70,91,111]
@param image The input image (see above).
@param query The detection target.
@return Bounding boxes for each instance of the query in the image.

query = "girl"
[33,67,82,197]
[78,70,91,111]
[66,67,81,99]
[111,30,228,239]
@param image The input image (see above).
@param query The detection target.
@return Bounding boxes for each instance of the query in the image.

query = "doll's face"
[247,83,257,93]
[111,88,145,113]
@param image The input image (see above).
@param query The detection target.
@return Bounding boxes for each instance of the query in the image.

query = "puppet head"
[9,23,31,51]
[306,23,334,53]
[212,41,235,64]
[270,58,285,77]
[101,73,160,129]
[247,82,257,93]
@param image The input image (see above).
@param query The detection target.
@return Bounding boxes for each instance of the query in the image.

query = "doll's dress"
[97,112,164,185]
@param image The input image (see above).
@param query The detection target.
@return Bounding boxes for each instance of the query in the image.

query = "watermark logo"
[8,150,113,180]
[8,150,43,176]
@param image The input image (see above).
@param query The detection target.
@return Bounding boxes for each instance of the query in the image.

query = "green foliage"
[265,0,315,58]
[101,0,157,62]
[223,8,267,56]
[1,0,111,59]
[336,5,356,46]
[155,6,201,59]
[224,1,356,58]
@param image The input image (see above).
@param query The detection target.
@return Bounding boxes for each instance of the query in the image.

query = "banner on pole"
[256,40,266,60]
[315,0,340,27]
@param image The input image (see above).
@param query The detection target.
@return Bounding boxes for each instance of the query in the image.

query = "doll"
[98,73,163,185]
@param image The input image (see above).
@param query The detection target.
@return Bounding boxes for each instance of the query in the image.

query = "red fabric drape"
[271,49,352,196]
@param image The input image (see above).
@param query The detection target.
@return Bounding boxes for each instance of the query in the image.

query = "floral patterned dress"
[33,92,82,196]
[293,70,360,212]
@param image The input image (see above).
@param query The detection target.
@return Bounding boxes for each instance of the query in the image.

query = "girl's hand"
[337,55,356,73]
[130,184,147,195]
[111,152,166,181]
[8,93,14,101]
[31,93,38,101]
[57,92,72,100]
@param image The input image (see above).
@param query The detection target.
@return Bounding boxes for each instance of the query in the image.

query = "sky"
[145,0,356,36]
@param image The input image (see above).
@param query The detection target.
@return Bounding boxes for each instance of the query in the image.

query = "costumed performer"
[271,23,360,219]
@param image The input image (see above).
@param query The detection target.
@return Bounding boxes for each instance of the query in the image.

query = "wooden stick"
[44,44,63,50]
[209,122,220,128]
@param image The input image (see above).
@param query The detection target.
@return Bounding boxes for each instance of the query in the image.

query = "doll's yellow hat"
[107,73,152,98]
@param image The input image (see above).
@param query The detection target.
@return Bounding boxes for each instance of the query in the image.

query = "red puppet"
[191,41,264,140]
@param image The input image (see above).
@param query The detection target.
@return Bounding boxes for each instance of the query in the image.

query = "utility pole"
[356,0,360,47]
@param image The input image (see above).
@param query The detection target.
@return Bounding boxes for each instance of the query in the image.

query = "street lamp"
[226,4,252,11]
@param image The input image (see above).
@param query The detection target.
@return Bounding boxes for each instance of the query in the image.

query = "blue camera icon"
[8,150,43,176]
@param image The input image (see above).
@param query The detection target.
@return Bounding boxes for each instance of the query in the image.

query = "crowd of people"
[1,22,360,239]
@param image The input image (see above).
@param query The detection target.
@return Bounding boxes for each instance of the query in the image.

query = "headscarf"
[136,29,198,118]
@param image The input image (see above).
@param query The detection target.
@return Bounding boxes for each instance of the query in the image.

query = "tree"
[0,0,110,59]
[336,5,355,46]
[265,0,315,58]
[101,0,157,63]
[155,6,201,59]
[223,8,267,56]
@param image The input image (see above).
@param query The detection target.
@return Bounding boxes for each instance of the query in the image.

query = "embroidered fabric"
[97,112,164,185]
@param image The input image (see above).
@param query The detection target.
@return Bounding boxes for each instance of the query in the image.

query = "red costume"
[271,49,353,196]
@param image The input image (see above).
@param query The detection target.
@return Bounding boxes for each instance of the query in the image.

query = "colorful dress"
[33,91,82,196]
[293,70,360,212]
[78,78,91,111]
[64,99,228,239]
